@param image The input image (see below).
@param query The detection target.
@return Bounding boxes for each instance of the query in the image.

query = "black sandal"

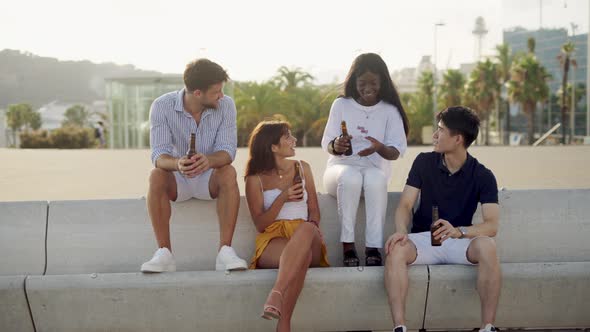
[365,248,382,266]
[343,249,360,267]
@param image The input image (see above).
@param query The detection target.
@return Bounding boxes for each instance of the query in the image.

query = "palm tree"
[557,41,577,144]
[404,71,435,144]
[6,103,39,145]
[557,82,585,140]
[418,70,434,97]
[507,38,551,145]
[438,69,465,109]
[273,66,314,91]
[495,43,513,144]
[234,81,282,146]
[464,59,501,145]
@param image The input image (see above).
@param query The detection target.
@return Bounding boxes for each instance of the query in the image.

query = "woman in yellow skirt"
[244,120,329,331]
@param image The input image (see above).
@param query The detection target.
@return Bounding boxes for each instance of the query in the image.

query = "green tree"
[557,41,577,144]
[557,83,585,110]
[405,71,434,144]
[273,66,314,91]
[271,66,333,146]
[418,70,434,96]
[6,103,40,145]
[29,112,42,130]
[557,82,585,139]
[438,69,465,108]
[62,104,90,127]
[283,84,339,146]
[234,81,282,146]
[464,59,501,145]
[507,38,551,145]
[495,43,513,144]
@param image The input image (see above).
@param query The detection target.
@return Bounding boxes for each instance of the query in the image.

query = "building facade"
[504,27,588,136]
[106,75,235,149]
[106,76,184,149]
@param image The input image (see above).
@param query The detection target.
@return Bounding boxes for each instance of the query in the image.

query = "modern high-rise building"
[504,27,588,135]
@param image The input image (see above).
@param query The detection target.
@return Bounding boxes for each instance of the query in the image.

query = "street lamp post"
[433,22,445,129]
[570,23,578,142]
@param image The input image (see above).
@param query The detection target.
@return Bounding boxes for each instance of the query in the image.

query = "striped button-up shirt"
[149,89,237,166]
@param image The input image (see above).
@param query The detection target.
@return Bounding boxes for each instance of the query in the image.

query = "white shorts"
[408,231,485,265]
[173,168,214,202]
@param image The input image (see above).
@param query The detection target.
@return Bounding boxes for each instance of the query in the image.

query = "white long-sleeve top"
[321,97,408,181]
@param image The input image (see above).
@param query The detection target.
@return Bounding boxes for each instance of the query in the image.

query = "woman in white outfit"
[321,53,409,267]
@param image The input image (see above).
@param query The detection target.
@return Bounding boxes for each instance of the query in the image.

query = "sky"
[0,0,588,84]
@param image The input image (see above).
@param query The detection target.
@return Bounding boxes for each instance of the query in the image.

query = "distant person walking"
[95,121,106,148]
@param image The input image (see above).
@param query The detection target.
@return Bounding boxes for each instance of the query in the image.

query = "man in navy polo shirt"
[384,106,501,332]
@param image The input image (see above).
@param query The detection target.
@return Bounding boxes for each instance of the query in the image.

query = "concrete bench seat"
[0,275,36,332]
[2,189,590,331]
[0,201,47,332]
[426,262,590,330]
[26,267,428,332]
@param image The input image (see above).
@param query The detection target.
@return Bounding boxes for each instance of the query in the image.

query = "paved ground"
[1,145,590,201]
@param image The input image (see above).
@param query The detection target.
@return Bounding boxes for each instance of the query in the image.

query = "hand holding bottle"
[281,182,304,202]
[334,135,352,154]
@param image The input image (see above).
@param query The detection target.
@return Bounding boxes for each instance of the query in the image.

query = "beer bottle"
[186,133,196,159]
[340,121,353,156]
[430,206,442,246]
[293,162,302,185]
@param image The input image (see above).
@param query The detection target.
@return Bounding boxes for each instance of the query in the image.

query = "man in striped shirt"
[141,59,248,272]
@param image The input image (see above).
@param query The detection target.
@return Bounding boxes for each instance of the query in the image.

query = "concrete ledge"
[42,189,590,275]
[425,262,590,329]
[494,189,590,263]
[0,201,47,275]
[44,193,403,274]
[0,275,34,332]
[45,197,259,274]
[26,266,428,332]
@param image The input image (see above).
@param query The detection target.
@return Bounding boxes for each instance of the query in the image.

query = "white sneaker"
[479,323,498,332]
[215,245,248,271]
[393,325,407,332]
[141,248,176,273]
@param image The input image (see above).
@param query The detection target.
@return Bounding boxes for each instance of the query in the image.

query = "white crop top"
[260,160,308,221]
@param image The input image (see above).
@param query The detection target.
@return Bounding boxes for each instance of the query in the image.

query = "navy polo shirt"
[406,152,498,233]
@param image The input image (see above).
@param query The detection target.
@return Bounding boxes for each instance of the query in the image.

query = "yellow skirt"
[250,219,330,269]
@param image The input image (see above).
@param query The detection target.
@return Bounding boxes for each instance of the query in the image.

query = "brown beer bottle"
[186,133,196,158]
[430,206,442,246]
[293,162,302,185]
[340,121,353,156]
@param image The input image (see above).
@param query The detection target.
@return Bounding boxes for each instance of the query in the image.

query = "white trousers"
[323,158,388,248]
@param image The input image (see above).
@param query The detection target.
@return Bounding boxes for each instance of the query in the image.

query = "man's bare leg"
[384,241,418,326]
[146,168,177,250]
[209,164,240,249]
[467,237,502,328]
